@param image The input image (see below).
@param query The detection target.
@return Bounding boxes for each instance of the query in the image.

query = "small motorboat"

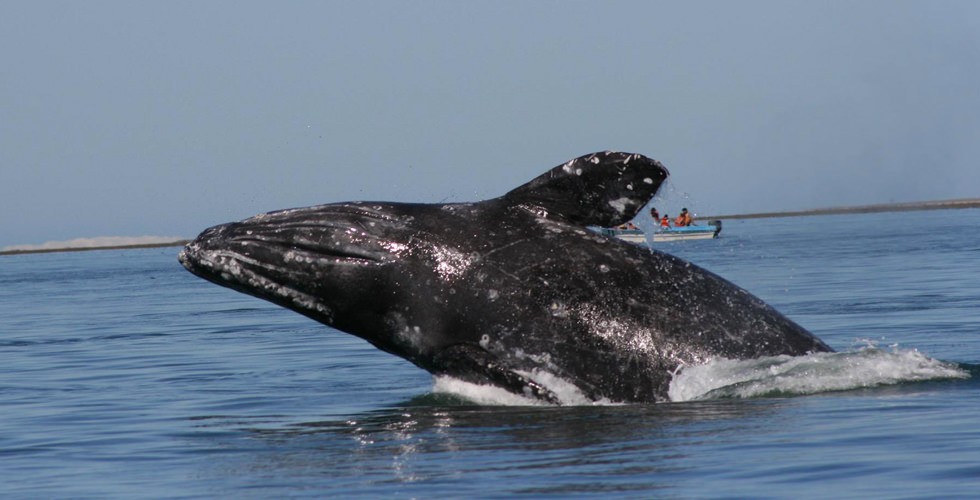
[599,220,722,244]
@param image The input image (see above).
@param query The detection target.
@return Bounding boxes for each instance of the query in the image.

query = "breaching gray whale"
[179,151,832,403]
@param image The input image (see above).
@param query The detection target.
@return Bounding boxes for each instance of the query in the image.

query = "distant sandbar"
[697,198,980,221]
[1,237,191,256]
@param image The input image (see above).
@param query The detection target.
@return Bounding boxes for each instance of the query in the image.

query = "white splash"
[668,347,969,402]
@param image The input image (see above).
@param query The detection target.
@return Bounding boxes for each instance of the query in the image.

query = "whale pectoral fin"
[503,151,669,228]
[433,344,562,405]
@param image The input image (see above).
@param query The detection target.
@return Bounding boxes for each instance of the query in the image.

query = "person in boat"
[650,207,660,221]
[675,208,694,227]
[660,215,671,228]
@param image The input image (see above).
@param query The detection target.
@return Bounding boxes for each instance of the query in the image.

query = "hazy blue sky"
[2,1,978,247]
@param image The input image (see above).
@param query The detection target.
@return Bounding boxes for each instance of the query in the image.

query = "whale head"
[178,201,450,359]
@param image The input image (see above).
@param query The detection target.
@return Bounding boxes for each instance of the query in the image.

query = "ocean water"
[1,209,979,499]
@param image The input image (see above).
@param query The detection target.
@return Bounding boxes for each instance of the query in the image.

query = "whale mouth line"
[179,247,333,315]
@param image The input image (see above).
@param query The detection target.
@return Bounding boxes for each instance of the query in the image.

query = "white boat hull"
[618,231,718,243]
[599,221,722,244]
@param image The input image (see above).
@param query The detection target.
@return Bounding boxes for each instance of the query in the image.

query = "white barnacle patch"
[488,289,499,301]
[643,177,654,184]
[520,204,550,219]
[549,301,568,318]
[607,197,635,215]
[380,241,409,257]
[591,156,600,164]
[544,224,565,235]
[479,334,490,349]
[388,313,421,347]
[626,183,634,191]
[599,264,610,273]
[432,246,475,281]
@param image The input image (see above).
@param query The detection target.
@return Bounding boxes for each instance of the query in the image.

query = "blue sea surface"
[1,209,979,499]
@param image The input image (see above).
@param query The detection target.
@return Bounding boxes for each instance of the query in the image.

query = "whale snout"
[178,218,353,321]
[178,204,406,291]
[178,221,270,290]
[178,203,419,332]
[178,222,231,274]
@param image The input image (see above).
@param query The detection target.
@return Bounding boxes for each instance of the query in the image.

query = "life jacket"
[660,217,670,227]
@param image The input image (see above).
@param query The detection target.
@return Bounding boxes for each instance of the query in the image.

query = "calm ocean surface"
[1,209,979,499]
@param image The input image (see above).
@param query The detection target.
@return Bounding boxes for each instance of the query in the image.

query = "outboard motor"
[709,220,722,237]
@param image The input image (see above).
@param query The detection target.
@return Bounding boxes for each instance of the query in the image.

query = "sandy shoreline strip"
[0,240,192,256]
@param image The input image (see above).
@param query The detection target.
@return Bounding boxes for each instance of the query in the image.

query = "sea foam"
[667,347,969,402]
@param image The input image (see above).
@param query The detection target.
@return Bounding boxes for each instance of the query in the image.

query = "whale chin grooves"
[503,151,670,228]
[433,344,563,405]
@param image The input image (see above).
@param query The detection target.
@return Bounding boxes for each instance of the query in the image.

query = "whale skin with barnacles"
[179,151,832,403]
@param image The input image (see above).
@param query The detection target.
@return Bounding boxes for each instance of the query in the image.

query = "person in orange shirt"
[675,208,693,227]
[660,215,671,228]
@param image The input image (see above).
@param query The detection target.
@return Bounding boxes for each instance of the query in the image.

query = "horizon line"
[4,197,979,256]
